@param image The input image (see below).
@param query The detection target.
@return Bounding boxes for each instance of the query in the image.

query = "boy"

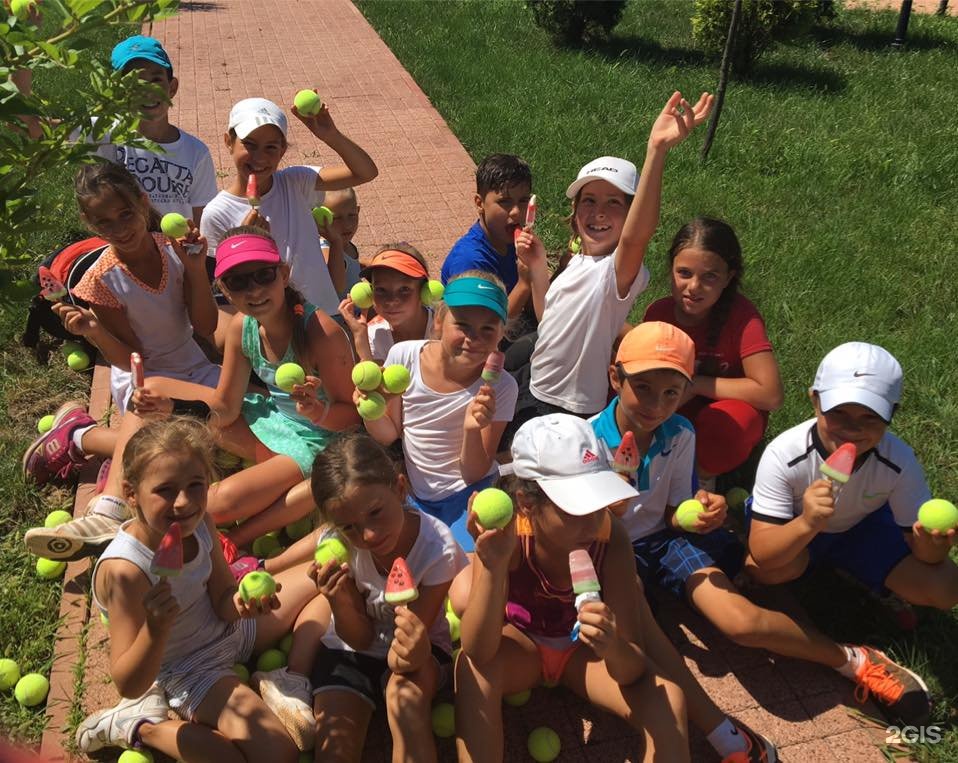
[590,324,931,736]
[747,342,958,637]
[316,187,362,297]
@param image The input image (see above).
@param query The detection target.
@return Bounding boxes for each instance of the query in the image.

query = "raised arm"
[291,100,379,191]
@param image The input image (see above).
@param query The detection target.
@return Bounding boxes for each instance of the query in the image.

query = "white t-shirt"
[319,511,468,658]
[319,237,362,299]
[77,120,217,218]
[200,166,339,315]
[529,252,649,414]
[385,340,518,501]
[367,307,435,362]
[751,418,931,533]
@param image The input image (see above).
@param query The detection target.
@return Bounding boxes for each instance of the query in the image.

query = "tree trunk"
[701,0,743,162]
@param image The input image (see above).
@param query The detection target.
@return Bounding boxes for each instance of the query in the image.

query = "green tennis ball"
[431,702,455,738]
[118,749,154,763]
[10,0,38,21]
[675,498,706,532]
[44,509,73,528]
[36,558,66,579]
[315,537,350,567]
[420,279,444,306]
[266,546,285,559]
[473,488,514,530]
[14,673,49,707]
[251,533,281,558]
[256,648,286,672]
[99,611,109,628]
[61,341,82,357]
[918,499,958,533]
[527,727,561,762]
[0,658,21,691]
[285,517,313,541]
[232,663,250,684]
[504,689,531,707]
[446,607,460,643]
[293,89,322,115]
[279,632,294,655]
[298,754,312,763]
[67,350,90,371]
[349,281,374,309]
[725,487,750,511]
[356,391,386,420]
[37,414,55,434]
[238,570,277,602]
[351,361,383,391]
[381,364,411,395]
[275,362,306,393]
[311,205,334,227]
[160,212,189,239]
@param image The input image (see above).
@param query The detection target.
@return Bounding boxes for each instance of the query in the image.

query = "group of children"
[16,34,958,763]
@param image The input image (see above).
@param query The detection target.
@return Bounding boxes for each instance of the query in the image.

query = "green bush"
[526,0,628,46]
[691,0,822,74]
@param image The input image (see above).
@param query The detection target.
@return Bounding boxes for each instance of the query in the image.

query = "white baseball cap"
[228,98,288,140]
[566,156,638,199]
[511,414,638,516]
[812,342,902,422]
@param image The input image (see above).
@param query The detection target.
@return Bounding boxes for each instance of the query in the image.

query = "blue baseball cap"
[443,276,508,323]
[111,36,173,74]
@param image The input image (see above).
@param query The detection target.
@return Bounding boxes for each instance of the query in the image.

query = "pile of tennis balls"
[352,361,412,420]
[0,658,50,708]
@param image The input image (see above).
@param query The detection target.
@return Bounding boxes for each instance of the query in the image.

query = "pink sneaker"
[230,556,261,582]
[22,401,95,486]
[95,458,112,494]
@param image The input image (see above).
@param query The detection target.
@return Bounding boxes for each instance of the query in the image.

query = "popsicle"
[820,442,856,484]
[613,430,639,476]
[131,352,144,390]
[151,522,183,577]
[569,549,601,642]
[384,557,418,604]
[38,266,68,302]
[246,174,260,208]
[524,194,537,229]
[481,351,504,384]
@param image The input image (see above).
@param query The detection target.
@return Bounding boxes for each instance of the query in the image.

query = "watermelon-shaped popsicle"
[613,431,639,475]
[820,442,856,484]
[131,352,145,389]
[151,522,183,577]
[246,174,260,208]
[384,557,418,604]
[38,266,68,302]
[524,194,537,229]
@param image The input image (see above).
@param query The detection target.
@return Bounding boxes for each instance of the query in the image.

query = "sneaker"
[22,401,94,486]
[852,646,931,725]
[252,667,315,751]
[230,555,261,582]
[24,512,122,561]
[75,684,168,752]
[95,458,112,494]
[721,721,777,762]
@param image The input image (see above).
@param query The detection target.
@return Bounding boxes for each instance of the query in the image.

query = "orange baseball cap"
[359,249,428,280]
[616,322,695,381]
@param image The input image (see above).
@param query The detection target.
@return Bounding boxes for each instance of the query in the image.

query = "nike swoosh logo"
[853,371,874,377]
[229,241,243,249]
[476,283,495,291]
[661,448,672,456]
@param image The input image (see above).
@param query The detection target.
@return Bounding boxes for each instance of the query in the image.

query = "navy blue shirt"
[441,221,519,292]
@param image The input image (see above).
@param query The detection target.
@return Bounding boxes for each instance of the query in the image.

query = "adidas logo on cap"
[582,449,598,464]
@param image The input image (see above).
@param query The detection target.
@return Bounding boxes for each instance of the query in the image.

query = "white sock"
[707,718,744,756]
[71,425,95,453]
[835,645,863,679]
[88,495,129,521]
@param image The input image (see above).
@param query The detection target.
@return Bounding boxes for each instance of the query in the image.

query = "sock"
[88,495,129,521]
[71,425,95,453]
[707,718,745,756]
[835,645,864,679]
[130,719,153,748]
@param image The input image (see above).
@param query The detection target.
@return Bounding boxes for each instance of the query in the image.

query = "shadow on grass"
[812,23,957,53]
[743,60,847,94]
[592,34,712,68]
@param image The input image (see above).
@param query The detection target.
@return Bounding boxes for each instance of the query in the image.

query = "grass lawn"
[357,0,958,758]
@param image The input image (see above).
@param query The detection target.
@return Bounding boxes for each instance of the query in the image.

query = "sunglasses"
[221,265,279,292]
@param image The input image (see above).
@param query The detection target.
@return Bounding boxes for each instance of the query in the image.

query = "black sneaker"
[852,646,931,725]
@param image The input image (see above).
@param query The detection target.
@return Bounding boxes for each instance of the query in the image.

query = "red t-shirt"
[643,293,773,378]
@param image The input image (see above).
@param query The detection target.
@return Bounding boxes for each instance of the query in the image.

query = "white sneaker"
[252,667,315,751]
[75,683,168,752]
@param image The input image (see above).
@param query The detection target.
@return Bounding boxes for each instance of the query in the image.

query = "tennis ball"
[275,362,306,393]
[675,498,706,532]
[356,391,386,420]
[381,364,411,395]
[473,488,514,530]
[61,341,82,357]
[279,632,294,655]
[0,658,20,691]
[293,89,322,116]
[446,607,460,643]
[37,414,55,433]
[726,487,750,511]
[504,689,531,706]
[311,205,334,227]
[232,663,250,684]
[14,673,49,707]
[351,361,383,391]
[160,212,189,239]
[918,499,958,533]
[527,727,560,762]
[256,648,286,672]
[252,533,281,558]
[431,702,455,738]
[285,516,313,541]
[266,546,285,559]
[36,557,66,579]
[99,611,109,628]
[10,0,38,21]
[238,570,277,602]
[44,509,73,528]
[420,279,444,306]
[67,350,90,371]
[315,537,350,567]
[118,750,154,763]
[349,281,374,309]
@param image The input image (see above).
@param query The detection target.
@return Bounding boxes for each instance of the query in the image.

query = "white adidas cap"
[812,342,902,422]
[228,98,288,140]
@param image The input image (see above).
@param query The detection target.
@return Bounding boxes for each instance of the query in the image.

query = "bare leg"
[228,479,315,549]
[386,659,440,763]
[207,456,302,526]
[286,595,331,677]
[264,529,321,574]
[744,549,810,585]
[138,718,244,763]
[313,689,374,763]
[78,426,118,459]
[885,554,958,610]
[252,561,320,652]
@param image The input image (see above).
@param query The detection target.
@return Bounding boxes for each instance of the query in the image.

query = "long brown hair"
[75,161,162,233]
[309,434,400,524]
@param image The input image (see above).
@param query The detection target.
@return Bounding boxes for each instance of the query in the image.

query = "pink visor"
[214,234,281,278]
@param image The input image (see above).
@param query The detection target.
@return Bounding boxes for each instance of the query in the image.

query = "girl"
[361,270,518,550]
[514,91,713,421]
[337,243,437,362]
[23,162,220,561]
[200,96,377,320]
[643,218,783,483]
[74,418,321,762]
[453,415,689,762]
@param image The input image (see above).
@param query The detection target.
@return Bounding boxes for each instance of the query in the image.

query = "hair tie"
[293,303,305,317]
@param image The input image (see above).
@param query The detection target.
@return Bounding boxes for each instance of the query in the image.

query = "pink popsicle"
[151,522,183,577]
[481,351,505,384]
[524,194,537,229]
[570,549,601,641]
[131,352,144,389]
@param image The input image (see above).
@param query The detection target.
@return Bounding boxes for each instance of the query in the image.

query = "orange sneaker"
[852,646,930,725]
[720,720,777,762]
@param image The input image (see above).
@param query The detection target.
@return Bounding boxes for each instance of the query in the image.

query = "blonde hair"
[122,418,218,495]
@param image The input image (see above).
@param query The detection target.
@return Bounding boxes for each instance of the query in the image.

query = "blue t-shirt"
[441,221,519,292]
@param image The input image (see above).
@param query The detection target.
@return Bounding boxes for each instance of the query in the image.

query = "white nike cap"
[812,342,902,422]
